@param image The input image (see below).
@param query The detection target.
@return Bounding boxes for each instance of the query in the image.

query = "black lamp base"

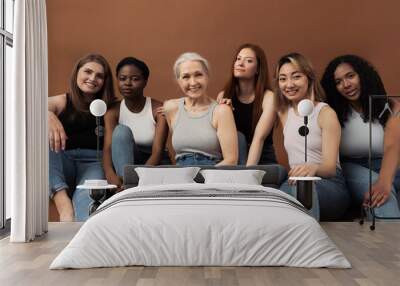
[88,188,116,215]
[296,180,313,210]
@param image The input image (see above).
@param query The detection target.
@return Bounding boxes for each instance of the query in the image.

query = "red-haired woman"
[218,43,276,165]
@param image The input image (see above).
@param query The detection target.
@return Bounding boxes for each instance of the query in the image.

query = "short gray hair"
[173,52,209,79]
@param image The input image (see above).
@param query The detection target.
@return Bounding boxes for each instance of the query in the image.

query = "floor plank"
[0,222,399,286]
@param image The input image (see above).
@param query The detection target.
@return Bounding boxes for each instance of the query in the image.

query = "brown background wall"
[47,0,400,99]
[46,0,400,167]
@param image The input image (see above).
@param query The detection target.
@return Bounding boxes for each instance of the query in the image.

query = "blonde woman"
[163,52,238,166]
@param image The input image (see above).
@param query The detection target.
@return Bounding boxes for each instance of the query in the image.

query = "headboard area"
[123,164,287,190]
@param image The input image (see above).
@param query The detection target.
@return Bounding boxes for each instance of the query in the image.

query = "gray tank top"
[172,98,222,160]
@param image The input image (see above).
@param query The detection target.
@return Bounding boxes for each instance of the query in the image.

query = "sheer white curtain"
[7,0,48,242]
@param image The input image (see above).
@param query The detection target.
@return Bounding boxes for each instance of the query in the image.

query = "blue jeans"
[49,148,104,221]
[237,132,248,165]
[112,125,149,176]
[176,153,218,166]
[341,157,400,218]
[280,168,350,221]
[111,125,170,176]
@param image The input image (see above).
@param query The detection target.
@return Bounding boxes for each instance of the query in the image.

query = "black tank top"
[232,96,273,146]
[58,95,104,150]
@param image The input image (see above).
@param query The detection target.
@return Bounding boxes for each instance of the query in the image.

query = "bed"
[50,165,350,269]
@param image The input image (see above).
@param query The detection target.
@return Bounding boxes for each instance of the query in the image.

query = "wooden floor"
[1,222,399,286]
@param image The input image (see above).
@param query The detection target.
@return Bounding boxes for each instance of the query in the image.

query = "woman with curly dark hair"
[321,55,400,218]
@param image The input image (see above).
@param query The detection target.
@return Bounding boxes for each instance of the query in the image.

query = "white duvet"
[50,183,351,269]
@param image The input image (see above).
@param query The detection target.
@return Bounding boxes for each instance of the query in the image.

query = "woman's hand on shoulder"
[155,106,165,115]
[155,99,178,116]
[216,91,233,109]
[151,99,166,120]
[153,98,166,116]
[160,99,179,115]
[218,98,233,108]
[160,99,180,128]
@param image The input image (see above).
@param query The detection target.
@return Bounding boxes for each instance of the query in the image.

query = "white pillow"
[200,169,266,185]
[135,167,200,186]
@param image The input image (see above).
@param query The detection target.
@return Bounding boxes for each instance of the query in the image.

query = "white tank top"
[119,97,156,153]
[340,109,384,158]
[283,102,340,169]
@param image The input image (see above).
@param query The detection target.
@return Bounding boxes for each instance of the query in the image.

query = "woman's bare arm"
[367,115,400,207]
[146,99,169,165]
[247,90,276,165]
[213,104,238,165]
[48,94,68,152]
[102,103,122,188]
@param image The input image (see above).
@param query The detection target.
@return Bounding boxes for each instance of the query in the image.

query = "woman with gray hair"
[163,52,238,165]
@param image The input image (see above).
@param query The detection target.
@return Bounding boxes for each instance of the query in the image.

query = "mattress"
[50,183,350,269]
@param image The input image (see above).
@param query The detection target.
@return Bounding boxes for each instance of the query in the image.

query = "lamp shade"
[298,99,314,116]
[89,99,107,117]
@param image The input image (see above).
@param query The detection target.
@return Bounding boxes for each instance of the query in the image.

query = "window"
[0,0,14,231]
[5,0,13,33]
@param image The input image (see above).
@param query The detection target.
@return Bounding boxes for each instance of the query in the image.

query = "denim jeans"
[176,153,219,166]
[237,131,248,165]
[49,148,105,221]
[341,157,400,218]
[280,168,350,221]
[111,124,170,176]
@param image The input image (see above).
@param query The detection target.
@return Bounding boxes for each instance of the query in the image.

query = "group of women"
[48,45,400,222]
